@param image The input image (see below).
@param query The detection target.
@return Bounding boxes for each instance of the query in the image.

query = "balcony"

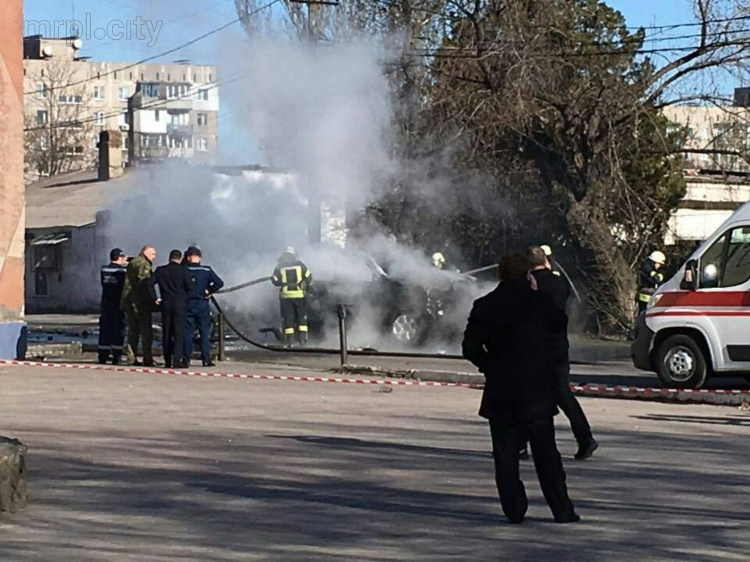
[167,124,193,136]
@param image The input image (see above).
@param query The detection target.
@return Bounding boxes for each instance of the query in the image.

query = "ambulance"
[631,202,750,388]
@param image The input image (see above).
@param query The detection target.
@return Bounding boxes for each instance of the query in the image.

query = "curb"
[339,365,750,407]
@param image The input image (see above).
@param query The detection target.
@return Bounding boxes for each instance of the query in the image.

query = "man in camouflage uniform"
[121,245,156,366]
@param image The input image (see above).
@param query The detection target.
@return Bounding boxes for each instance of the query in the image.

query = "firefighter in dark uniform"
[183,246,224,367]
[527,246,597,460]
[98,248,128,365]
[462,253,579,524]
[272,247,312,346]
[637,251,666,315]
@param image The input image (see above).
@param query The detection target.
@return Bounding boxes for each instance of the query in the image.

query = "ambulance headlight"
[647,294,662,310]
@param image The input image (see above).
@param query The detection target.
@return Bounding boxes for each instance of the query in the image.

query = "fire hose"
[209,277,592,364]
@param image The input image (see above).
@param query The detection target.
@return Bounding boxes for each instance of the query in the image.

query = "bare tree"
[24,62,97,179]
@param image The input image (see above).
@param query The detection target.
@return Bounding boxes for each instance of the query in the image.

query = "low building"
[25,170,134,313]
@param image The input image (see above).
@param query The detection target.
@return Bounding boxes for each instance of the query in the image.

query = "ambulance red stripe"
[652,291,750,308]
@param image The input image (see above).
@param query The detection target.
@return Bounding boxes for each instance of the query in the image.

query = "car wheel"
[656,334,708,389]
[390,313,423,346]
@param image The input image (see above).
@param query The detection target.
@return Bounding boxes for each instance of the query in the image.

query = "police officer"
[272,247,312,347]
[98,248,128,365]
[637,251,666,314]
[183,246,224,367]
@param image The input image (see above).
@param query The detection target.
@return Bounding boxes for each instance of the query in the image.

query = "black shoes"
[574,438,599,460]
[203,361,216,367]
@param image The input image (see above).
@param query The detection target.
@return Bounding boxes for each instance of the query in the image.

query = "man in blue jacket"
[183,246,224,367]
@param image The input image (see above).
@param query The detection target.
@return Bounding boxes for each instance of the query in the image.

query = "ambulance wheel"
[656,335,708,389]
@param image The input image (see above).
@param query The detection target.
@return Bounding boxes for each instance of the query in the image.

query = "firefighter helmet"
[649,251,666,265]
[432,252,446,268]
[540,245,552,257]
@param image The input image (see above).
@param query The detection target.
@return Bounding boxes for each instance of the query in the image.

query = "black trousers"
[489,417,577,523]
[98,306,125,364]
[556,364,592,446]
[280,298,308,342]
[161,304,187,367]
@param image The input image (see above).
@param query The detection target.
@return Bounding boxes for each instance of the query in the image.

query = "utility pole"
[288,0,338,245]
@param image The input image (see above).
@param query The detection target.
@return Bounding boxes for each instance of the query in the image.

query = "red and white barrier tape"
[1,360,748,396]
[0,359,473,388]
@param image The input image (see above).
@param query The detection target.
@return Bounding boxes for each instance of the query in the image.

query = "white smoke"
[103,32,493,351]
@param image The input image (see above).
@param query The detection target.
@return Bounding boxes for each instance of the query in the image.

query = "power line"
[25,73,245,133]
[23,0,280,96]
[374,0,750,32]
[87,0,238,53]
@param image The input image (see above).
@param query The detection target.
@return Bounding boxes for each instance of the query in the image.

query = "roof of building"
[25,170,134,230]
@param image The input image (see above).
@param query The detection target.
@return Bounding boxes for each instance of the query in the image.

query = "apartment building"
[664,97,750,174]
[23,35,219,174]
[662,89,750,246]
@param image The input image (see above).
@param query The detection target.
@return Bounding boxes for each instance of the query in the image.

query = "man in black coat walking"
[462,253,579,524]
[527,246,598,460]
[149,250,195,369]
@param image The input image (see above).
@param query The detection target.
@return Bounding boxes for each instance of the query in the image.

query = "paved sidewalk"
[0,362,748,561]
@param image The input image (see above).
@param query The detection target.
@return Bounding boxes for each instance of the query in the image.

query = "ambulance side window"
[700,233,726,288]
[722,227,750,287]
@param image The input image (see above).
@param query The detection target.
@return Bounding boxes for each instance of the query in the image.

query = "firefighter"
[121,245,156,366]
[637,251,666,314]
[183,246,224,367]
[540,244,562,277]
[98,248,128,365]
[272,247,312,346]
[432,252,446,270]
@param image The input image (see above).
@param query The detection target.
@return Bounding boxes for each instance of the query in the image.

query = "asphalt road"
[0,362,748,560]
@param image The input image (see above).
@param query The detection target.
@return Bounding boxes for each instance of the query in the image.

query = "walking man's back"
[462,253,579,524]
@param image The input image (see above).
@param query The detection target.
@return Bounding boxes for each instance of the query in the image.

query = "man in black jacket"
[527,246,597,460]
[149,250,195,369]
[462,253,579,524]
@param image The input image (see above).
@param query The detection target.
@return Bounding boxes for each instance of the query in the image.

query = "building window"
[141,83,159,98]
[169,112,189,125]
[93,86,105,100]
[197,138,208,152]
[36,110,48,125]
[209,73,213,82]
[118,87,130,101]
[95,112,105,126]
[118,113,128,127]
[197,113,207,126]
[36,83,47,99]
[155,110,160,122]
[58,95,83,105]
[197,89,209,101]
[156,72,160,80]
[167,84,188,99]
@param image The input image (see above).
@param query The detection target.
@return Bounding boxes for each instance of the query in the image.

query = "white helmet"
[540,245,552,257]
[285,246,296,256]
[432,252,446,268]
[649,251,666,265]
